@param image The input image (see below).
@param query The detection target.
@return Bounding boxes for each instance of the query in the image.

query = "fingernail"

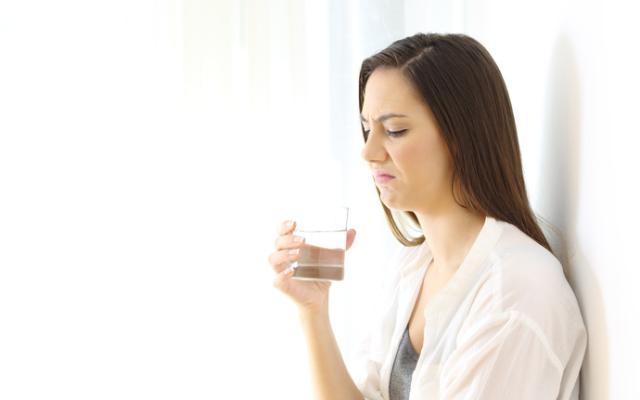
[288,248,299,255]
[293,236,304,243]
[286,220,294,228]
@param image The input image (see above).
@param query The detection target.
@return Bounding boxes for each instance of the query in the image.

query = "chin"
[380,191,402,210]
[381,193,418,214]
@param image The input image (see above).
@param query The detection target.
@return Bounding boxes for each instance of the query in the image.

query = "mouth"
[374,175,395,183]
[373,170,395,178]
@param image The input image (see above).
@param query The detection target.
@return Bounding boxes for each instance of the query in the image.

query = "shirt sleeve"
[349,245,414,400]
[351,331,385,400]
[439,310,564,400]
[349,275,396,400]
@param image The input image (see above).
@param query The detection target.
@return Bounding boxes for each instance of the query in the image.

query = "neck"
[415,204,486,274]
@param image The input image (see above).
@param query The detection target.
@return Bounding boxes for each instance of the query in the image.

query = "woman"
[268,33,587,399]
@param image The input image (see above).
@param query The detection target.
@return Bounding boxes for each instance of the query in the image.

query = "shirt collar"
[398,215,503,282]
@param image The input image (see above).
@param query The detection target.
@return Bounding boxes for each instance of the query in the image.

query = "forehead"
[361,67,424,119]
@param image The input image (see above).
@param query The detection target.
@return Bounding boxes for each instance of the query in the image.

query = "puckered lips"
[373,170,395,184]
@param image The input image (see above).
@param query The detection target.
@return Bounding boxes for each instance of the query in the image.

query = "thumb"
[346,228,356,250]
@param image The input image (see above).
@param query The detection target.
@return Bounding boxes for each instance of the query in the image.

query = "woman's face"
[360,67,454,214]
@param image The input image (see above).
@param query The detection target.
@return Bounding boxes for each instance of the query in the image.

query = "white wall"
[402,0,640,398]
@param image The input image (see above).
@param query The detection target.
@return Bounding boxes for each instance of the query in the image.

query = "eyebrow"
[360,113,408,123]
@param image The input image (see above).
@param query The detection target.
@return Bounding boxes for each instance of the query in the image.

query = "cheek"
[400,139,451,186]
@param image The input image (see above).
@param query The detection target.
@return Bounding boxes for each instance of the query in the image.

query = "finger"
[272,264,296,289]
[274,232,306,251]
[278,219,296,235]
[268,247,302,273]
[346,228,356,250]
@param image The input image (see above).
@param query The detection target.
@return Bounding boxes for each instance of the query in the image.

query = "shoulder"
[465,220,586,362]
[489,221,578,315]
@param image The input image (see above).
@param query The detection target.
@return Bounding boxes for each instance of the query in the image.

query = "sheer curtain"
[0,0,414,398]
[208,1,409,397]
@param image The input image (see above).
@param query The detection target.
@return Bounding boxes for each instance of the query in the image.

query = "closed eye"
[363,129,407,139]
[387,129,407,137]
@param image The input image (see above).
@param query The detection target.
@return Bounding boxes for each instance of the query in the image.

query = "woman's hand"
[268,220,356,314]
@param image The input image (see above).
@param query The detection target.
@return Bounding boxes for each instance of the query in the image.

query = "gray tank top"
[389,324,419,400]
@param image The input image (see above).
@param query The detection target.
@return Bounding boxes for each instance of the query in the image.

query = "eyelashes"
[387,129,407,137]
[363,129,407,140]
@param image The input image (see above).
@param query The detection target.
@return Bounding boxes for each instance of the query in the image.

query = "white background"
[0,0,638,399]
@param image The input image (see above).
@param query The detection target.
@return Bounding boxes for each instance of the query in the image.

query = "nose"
[360,127,388,163]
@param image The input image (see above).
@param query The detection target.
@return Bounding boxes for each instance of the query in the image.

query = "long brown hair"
[359,32,552,254]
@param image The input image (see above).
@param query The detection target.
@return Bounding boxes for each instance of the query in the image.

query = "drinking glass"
[289,206,349,281]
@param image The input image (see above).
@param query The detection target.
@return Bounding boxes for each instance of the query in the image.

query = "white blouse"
[348,215,587,400]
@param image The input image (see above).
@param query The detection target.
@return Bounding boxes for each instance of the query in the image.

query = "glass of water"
[290,206,349,281]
